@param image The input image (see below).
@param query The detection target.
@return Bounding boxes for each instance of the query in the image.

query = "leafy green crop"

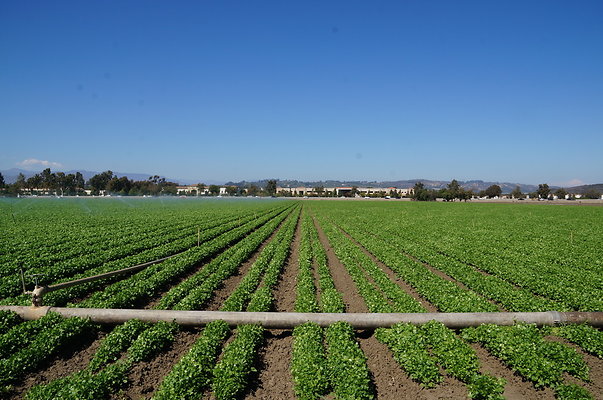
[0,310,21,335]
[326,322,374,399]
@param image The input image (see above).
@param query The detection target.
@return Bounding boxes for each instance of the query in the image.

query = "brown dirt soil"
[311,256,323,305]
[312,216,368,313]
[544,335,603,398]
[273,215,301,312]
[470,342,556,399]
[356,333,415,399]
[336,225,439,313]
[5,328,106,400]
[360,227,505,312]
[245,330,295,400]
[313,217,467,399]
[244,215,301,398]
[204,218,289,312]
[115,327,203,400]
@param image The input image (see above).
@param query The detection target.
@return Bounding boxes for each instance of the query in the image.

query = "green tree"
[458,188,473,201]
[88,170,114,195]
[27,174,42,191]
[440,188,454,202]
[75,172,85,192]
[447,179,461,200]
[412,181,436,201]
[40,168,57,193]
[554,188,567,199]
[9,173,27,196]
[484,185,502,198]
[0,172,4,189]
[107,176,132,195]
[209,185,220,195]
[265,179,277,196]
[197,183,206,196]
[510,186,524,199]
[16,173,26,188]
[411,182,424,200]
[247,184,259,196]
[537,184,550,199]
[63,173,77,195]
[226,186,237,196]
[583,189,601,199]
[55,172,67,195]
[162,183,178,196]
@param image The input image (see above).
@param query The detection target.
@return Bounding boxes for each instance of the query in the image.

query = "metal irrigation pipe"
[1,307,601,329]
[28,252,186,306]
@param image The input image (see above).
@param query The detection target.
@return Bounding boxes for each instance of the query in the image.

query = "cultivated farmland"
[0,198,601,399]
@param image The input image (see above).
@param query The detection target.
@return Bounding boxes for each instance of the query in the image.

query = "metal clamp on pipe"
[31,286,47,307]
[549,311,562,325]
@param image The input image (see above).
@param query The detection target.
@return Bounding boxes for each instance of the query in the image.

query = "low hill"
[566,183,603,194]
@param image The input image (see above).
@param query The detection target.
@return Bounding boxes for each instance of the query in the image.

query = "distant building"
[176,185,211,195]
[276,186,414,197]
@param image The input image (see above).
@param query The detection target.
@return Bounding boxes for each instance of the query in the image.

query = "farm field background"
[0,197,601,399]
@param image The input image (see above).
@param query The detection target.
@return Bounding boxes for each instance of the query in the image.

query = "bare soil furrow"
[469,342,556,399]
[6,329,106,400]
[114,328,203,400]
[245,330,295,400]
[204,217,288,312]
[312,216,368,313]
[336,224,439,313]
[273,213,301,312]
[342,225,505,312]
[244,211,301,398]
[357,334,424,399]
[544,335,603,397]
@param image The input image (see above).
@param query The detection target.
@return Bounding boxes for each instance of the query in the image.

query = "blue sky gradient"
[1,1,602,185]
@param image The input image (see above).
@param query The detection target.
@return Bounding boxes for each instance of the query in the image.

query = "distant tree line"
[409,180,601,202]
[91,172,179,196]
[0,169,179,196]
[411,180,475,201]
[1,171,601,199]
[0,170,283,198]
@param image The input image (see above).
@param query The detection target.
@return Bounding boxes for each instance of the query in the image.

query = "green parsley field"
[0,198,601,399]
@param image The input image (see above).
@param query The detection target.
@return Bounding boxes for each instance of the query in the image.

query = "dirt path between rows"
[204,215,291,312]
[144,227,274,310]
[347,225,506,312]
[313,216,467,399]
[245,212,301,400]
[544,335,603,397]
[246,330,295,400]
[273,213,301,313]
[470,342,556,399]
[113,327,203,400]
[6,328,106,400]
[335,224,439,313]
[312,216,368,313]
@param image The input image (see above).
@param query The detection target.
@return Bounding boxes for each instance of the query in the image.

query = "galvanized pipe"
[1,306,601,329]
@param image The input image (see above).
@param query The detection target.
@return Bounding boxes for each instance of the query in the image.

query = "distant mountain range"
[2,168,600,194]
[227,179,542,193]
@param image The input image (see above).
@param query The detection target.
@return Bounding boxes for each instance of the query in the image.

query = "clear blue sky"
[1,1,602,185]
